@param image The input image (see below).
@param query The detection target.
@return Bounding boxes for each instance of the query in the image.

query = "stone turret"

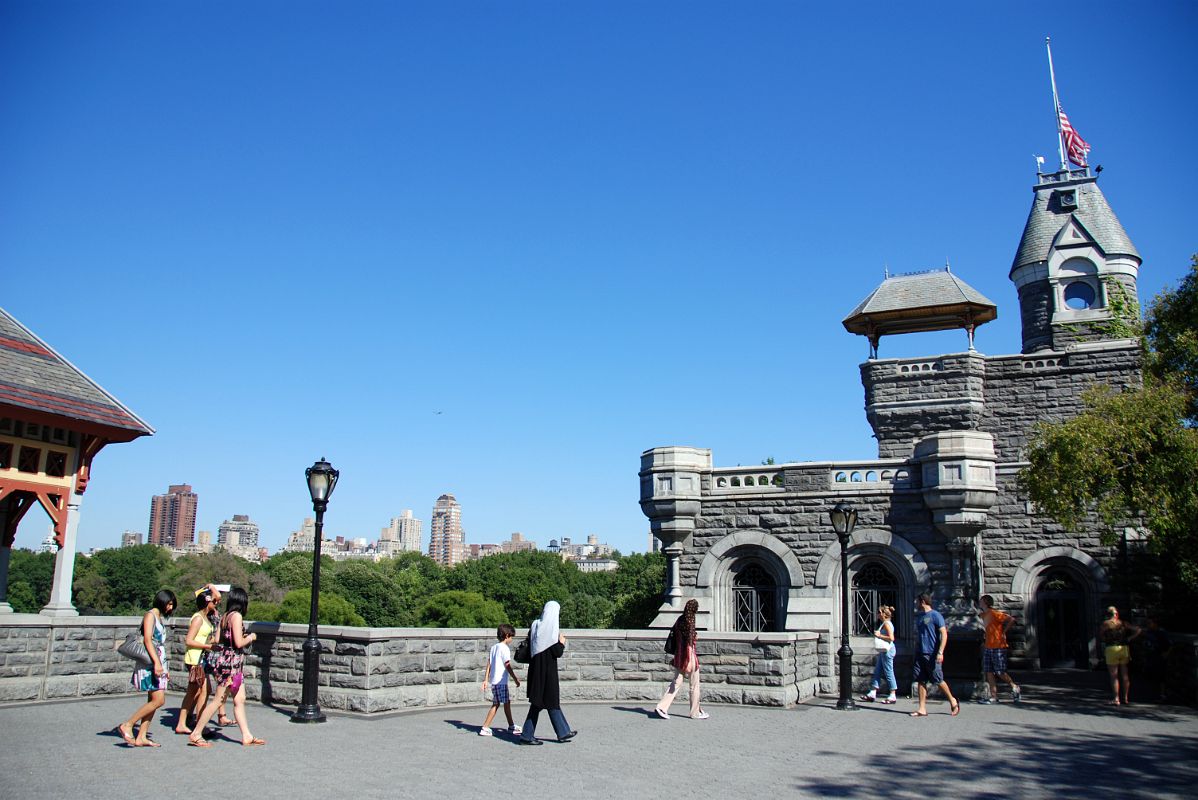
[1010,168,1141,353]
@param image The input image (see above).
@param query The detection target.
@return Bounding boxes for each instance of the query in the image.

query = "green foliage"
[1145,255,1198,423]
[443,551,581,626]
[609,552,666,628]
[6,581,38,613]
[560,592,615,628]
[417,590,507,628]
[1020,382,1198,585]
[247,600,280,621]
[262,552,332,592]
[330,561,413,627]
[6,550,55,610]
[167,550,253,598]
[87,545,174,614]
[276,589,365,626]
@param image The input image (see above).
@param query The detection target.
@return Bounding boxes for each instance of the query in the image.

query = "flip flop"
[909,710,928,717]
[950,701,961,717]
[242,738,266,747]
[187,738,212,748]
[115,725,136,747]
[139,740,162,748]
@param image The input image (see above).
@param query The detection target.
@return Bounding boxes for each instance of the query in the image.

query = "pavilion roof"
[0,307,153,440]
[842,268,997,339]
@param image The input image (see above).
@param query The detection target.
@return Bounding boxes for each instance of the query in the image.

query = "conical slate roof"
[842,268,997,338]
[1011,172,1139,275]
[0,307,153,440]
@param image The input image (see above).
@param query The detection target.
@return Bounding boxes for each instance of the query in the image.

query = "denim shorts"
[912,654,944,685]
[983,647,1009,674]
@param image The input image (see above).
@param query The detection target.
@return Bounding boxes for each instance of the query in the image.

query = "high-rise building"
[147,484,197,548]
[380,510,423,553]
[197,530,212,551]
[428,494,466,566]
[218,514,259,549]
[501,532,537,553]
[121,531,143,548]
[285,517,317,552]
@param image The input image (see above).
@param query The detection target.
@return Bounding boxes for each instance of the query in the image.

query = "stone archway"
[1011,547,1109,669]
[696,530,805,632]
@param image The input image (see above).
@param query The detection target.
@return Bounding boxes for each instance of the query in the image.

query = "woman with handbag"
[116,589,177,747]
[861,605,898,703]
[654,599,708,720]
[187,586,265,747]
[518,600,577,745]
[174,585,231,735]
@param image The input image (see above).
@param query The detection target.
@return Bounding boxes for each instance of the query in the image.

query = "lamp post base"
[290,705,327,724]
[835,644,858,711]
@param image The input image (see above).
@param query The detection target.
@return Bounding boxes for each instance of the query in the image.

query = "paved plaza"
[2,675,1197,800]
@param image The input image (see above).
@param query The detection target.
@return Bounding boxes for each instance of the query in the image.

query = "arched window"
[733,562,777,632]
[852,561,899,636]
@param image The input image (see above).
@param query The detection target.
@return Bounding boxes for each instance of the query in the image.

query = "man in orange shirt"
[978,595,1021,703]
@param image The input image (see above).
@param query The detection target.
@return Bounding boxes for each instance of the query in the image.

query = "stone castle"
[640,165,1143,688]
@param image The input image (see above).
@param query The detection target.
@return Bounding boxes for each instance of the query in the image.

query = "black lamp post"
[830,500,859,711]
[292,457,339,724]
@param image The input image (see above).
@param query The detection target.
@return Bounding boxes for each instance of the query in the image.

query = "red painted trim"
[0,335,53,359]
[0,385,141,429]
[0,404,146,442]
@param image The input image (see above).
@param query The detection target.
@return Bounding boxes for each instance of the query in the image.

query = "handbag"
[873,636,891,652]
[513,638,531,664]
[664,628,677,654]
[117,631,152,665]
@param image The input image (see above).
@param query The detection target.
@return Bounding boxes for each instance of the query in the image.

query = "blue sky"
[3,2,1196,556]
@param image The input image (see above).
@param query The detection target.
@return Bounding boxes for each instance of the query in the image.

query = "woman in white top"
[861,605,898,704]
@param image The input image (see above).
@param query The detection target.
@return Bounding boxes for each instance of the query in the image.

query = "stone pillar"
[639,446,710,625]
[0,546,12,614]
[41,497,81,618]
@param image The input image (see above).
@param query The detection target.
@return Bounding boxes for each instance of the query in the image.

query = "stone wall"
[0,615,820,712]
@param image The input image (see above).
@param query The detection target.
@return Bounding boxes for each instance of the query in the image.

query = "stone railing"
[709,467,784,494]
[829,461,913,488]
[0,615,820,712]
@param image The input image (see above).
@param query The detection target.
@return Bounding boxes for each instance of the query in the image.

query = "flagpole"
[1046,36,1067,171]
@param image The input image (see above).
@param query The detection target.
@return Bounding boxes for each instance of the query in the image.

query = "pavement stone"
[1,686,1196,799]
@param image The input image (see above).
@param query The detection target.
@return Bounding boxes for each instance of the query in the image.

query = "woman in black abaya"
[519,600,577,745]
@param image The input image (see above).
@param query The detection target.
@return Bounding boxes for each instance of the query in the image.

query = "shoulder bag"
[117,630,152,665]
[513,637,531,664]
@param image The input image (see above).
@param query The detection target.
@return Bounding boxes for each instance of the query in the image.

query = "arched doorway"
[732,561,778,632]
[1036,568,1088,668]
[852,561,900,636]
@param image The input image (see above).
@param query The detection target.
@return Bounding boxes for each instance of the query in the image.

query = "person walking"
[518,600,577,745]
[910,593,959,718]
[187,587,265,747]
[860,605,897,704]
[1099,606,1141,706]
[479,623,522,737]
[116,589,176,747]
[654,599,709,719]
[174,585,222,735]
[977,595,1021,704]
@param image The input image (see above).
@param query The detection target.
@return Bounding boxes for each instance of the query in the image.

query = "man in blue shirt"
[911,593,960,717]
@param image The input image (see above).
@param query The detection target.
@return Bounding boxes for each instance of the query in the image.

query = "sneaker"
[693,710,710,720]
[478,727,493,737]
[977,697,995,705]
[509,725,522,735]
[654,708,669,720]
[1011,686,1021,703]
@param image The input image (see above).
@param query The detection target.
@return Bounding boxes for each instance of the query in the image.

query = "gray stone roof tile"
[1011,176,1139,273]
[843,269,997,319]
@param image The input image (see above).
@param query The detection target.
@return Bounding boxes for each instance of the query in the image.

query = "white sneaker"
[654,708,669,720]
[509,725,522,735]
[478,727,492,736]
[693,710,710,720]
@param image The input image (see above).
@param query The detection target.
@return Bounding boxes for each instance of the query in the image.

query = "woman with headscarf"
[654,599,708,720]
[518,600,577,745]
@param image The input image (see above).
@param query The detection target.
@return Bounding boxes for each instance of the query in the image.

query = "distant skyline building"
[428,494,466,567]
[501,532,537,553]
[197,530,212,550]
[284,517,318,552]
[379,510,423,554]
[217,514,259,549]
[121,530,143,548]
[147,484,197,548]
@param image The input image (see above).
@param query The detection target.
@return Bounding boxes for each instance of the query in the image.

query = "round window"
[1063,281,1096,310]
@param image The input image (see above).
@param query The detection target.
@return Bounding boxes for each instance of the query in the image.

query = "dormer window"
[1063,280,1097,310]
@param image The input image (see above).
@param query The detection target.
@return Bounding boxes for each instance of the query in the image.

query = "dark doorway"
[1037,569,1088,668]
[732,561,777,632]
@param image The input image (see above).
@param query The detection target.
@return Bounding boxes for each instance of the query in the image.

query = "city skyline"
[3,4,1195,558]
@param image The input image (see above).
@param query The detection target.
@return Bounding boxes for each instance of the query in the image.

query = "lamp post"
[830,501,858,711]
[292,457,339,724]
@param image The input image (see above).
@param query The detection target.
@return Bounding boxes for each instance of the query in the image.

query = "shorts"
[983,648,1009,674]
[1105,645,1130,666]
[489,682,510,704]
[912,654,944,685]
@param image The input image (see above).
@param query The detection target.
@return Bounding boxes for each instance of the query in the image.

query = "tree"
[6,549,54,610]
[262,552,333,592]
[1145,255,1198,423]
[1021,383,1198,585]
[275,589,365,626]
[417,590,507,628]
[329,561,411,627]
[89,545,173,613]
[560,592,616,628]
[609,552,666,628]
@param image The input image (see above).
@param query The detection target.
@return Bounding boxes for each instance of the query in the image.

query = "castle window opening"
[852,561,899,636]
[733,561,777,633]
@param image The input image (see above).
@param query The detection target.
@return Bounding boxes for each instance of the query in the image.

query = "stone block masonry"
[0,616,820,713]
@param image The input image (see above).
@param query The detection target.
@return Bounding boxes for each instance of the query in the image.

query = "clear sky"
[3,2,1196,556]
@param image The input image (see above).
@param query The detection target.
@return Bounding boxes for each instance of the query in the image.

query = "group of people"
[116,583,265,749]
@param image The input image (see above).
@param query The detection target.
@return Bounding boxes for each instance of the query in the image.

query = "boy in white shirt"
[479,623,522,736]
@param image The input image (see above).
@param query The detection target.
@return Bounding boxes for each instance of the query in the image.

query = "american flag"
[1057,104,1090,167]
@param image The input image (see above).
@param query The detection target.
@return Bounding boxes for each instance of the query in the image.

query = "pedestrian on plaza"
[116,589,176,747]
[910,593,959,718]
[977,595,1020,704]
[860,605,897,704]
[174,584,223,735]
[1139,617,1172,703]
[187,586,265,747]
[654,599,709,719]
[479,623,522,737]
[519,600,577,745]
[1099,606,1141,706]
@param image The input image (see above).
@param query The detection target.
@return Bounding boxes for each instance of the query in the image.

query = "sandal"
[242,737,266,747]
[909,710,928,717]
[950,700,960,717]
[217,714,235,727]
[187,738,212,748]
[115,725,137,747]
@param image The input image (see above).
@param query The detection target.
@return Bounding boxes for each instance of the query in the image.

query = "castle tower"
[1010,167,1141,353]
